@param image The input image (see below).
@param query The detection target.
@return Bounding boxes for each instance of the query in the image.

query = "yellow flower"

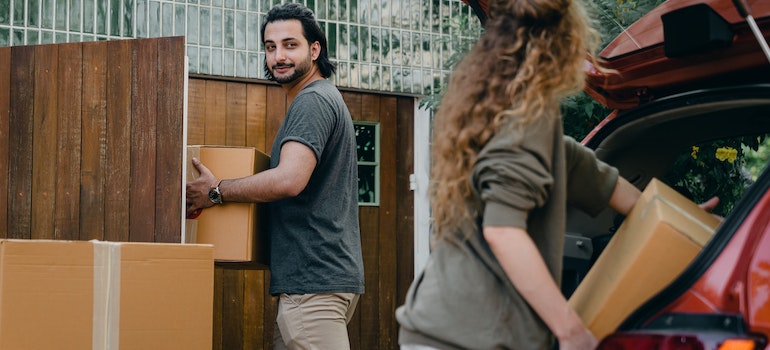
[715,147,738,163]
[691,146,699,159]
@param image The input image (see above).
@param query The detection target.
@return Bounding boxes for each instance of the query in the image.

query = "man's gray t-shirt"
[268,79,365,295]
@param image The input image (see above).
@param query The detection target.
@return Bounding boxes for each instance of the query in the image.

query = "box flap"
[642,178,721,246]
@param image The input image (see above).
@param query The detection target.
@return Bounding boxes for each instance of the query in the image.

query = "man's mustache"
[272,63,294,69]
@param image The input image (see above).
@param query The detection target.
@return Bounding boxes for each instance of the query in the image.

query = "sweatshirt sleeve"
[471,135,553,230]
[563,136,619,217]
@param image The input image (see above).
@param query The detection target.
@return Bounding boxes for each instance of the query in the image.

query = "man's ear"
[311,41,321,61]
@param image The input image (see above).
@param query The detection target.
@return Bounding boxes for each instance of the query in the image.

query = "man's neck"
[283,69,324,104]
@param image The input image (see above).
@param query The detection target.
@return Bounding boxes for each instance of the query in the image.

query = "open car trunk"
[563,84,770,296]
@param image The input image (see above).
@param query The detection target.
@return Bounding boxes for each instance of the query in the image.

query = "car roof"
[461,0,770,110]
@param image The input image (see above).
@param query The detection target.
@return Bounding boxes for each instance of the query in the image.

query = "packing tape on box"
[642,194,717,235]
[92,241,121,350]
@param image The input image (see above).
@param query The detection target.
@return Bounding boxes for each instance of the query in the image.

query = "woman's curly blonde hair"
[430,0,603,241]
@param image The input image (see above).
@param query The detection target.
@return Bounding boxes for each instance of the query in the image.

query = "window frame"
[354,121,381,206]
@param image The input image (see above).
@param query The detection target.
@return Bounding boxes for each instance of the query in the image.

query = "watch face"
[208,187,222,204]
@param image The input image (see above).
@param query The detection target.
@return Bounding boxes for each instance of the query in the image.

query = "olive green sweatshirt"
[396,114,619,349]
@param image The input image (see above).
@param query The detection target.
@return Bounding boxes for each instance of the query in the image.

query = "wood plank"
[187,79,206,145]
[226,82,247,146]
[212,266,225,350]
[80,41,108,241]
[129,38,158,242]
[8,46,36,239]
[395,96,415,322]
[154,36,184,243]
[54,43,83,240]
[378,95,400,350]
[243,269,266,350]
[204,81,227,145]
[264,282,278,349]
[104,39,132,242]
[265,85,286,154]
[342,91,362,121]
[222,268,245,350]
[361,93,380,122]
[246,84,267,152]
[31,44,59,240]
[358,206,380,349]
[0,47,10,238]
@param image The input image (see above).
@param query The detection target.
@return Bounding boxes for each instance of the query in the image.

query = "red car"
[463,0,770,348]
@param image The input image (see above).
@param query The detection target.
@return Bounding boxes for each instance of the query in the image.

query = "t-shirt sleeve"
[471,136,553,230]
[280,91,336,161]
[563,136,619,217]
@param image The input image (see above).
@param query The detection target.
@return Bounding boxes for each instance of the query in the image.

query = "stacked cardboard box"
[569,178,721,340]
[0,239,214,350]
[186,145,270,262]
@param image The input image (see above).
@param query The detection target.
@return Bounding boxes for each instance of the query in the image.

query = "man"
[185,3,364,349]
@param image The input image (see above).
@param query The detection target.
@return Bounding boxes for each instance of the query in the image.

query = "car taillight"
[718,339,757,350]
[598,332,762,350]
[599,333,705,350]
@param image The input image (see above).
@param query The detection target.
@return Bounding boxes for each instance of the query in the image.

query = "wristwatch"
[208,180,223,204]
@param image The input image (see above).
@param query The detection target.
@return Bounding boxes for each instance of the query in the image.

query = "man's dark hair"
[261,3,336,80]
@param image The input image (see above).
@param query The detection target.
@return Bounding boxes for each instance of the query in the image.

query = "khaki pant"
[400,346,443,350]
[273,293,360,350]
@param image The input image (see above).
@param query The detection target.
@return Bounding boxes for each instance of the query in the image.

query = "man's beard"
[268,54,313,85]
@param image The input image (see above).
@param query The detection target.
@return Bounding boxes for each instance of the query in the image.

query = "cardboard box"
[187,145,270,262]
[0,239,214,350]
[568,178,721,340]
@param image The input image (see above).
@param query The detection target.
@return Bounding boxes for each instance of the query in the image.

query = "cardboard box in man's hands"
[186,145,270,263]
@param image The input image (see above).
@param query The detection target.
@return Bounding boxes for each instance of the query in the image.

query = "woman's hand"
[698,196,724,222]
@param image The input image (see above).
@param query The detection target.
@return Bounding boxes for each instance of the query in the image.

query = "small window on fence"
[355,122,380,206]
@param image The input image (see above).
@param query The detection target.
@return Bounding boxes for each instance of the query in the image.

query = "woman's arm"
[608,177,721,219]
[484,226,597,350]
[608,176,641,216]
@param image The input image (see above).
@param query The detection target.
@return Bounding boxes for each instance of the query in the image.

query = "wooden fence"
[0,36,414,349]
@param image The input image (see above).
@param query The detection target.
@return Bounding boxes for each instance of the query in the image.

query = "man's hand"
[185,158,219,217]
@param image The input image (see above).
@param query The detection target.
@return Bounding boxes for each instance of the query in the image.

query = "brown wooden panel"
[243,269,266,350]
[0,47,10,238]
[264,286,278,349]
[8,46,35,239]
[226,82,247,146]
[31,44,58,240]
[222,268,245,350]
[80,41,108,241]
[357,205,380,349]
[154,36,184,243]
[396,97,415,314]
[105,39,132,242]
[205,81,227,145]
[129,38,158,242]
[378,95,399,350]
[4,37,186,245]
[54,43,83,240]
[361,93,380,122]
[342,91,362,121]
[187,79,206,145]
[246,84,267,152]
[183,79,415,349]
[265,85,286,154]
[212,266,225,350]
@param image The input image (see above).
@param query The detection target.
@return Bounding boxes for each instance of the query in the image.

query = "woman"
[395,0,642,349]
